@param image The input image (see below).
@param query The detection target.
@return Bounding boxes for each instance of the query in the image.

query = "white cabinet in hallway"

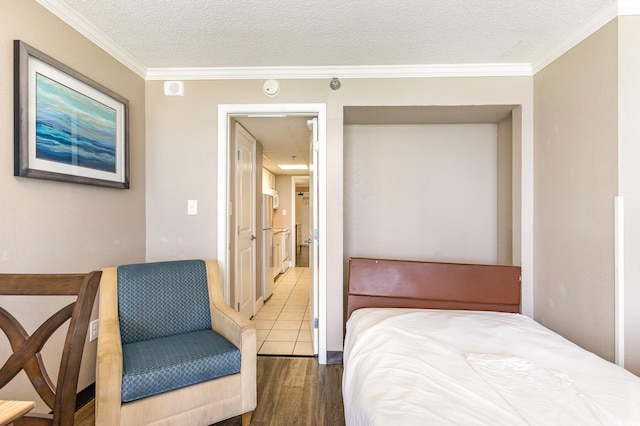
[280,229,290,273]
[273,229,290,275]
[273,232,282,279]
[262,168,276,193]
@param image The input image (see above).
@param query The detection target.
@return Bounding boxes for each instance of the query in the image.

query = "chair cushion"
[121,329,241,402]
[117,260,211,344]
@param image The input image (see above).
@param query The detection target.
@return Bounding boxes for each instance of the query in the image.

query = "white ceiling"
[234,116,315,175]
[44,0,629,175]
[57,0,613,71]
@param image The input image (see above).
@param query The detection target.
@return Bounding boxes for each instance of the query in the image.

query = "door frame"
[218,103,328,364]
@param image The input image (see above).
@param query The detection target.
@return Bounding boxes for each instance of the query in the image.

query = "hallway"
[251,267,313,356]
[296,245,309,267]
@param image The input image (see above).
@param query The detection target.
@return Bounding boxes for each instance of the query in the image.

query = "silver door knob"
[305,239,312,244]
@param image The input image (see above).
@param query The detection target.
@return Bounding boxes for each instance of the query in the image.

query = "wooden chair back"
[0,271,100,426]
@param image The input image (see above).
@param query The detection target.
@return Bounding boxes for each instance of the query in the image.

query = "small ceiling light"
[278,164,309,170]
[329,77,341,91]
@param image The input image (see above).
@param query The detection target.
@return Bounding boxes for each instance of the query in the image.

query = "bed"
[343,257,640,425]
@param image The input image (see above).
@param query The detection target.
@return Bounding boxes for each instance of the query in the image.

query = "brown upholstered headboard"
[347,257,521,318]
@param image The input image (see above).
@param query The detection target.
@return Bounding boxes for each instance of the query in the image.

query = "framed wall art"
[14,40,129,189]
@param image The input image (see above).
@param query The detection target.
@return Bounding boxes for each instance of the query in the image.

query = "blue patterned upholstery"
[117,260,211,345]
[116,260,241,402]
[121,329,241,402]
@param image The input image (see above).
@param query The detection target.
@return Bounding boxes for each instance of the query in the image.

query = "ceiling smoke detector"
[263,79,280,96]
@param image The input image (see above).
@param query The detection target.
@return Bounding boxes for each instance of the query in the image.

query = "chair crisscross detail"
[0,303,75,408]
[0,271,100,426]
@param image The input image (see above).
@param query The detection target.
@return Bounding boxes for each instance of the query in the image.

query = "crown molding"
[619,0,640,15]
[145,63,533,81]
[532,0,637,73]
[35,0,147,78]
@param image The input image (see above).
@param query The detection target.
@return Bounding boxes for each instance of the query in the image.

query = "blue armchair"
[95,259,256,426]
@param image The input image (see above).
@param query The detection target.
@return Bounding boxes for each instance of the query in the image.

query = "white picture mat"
[27,55,127,183]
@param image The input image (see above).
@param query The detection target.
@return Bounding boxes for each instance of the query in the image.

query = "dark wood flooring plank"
[75,356,345,426]
[322,363,346,425]
[214,356,345,426]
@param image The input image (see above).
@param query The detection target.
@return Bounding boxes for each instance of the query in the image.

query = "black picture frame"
[14,40,130,189]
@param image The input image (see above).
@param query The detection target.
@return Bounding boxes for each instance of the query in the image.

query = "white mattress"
[343,308,640,425]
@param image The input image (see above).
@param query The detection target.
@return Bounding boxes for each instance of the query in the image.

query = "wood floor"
[74,356,345,426]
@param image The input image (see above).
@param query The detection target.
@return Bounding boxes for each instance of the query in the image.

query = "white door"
[307,118,319,353]
[235,123,256,318]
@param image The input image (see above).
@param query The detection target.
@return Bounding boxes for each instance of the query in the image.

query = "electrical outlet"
[89,319,99,341]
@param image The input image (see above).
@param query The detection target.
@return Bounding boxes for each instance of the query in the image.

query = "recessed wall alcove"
[342,105,521,277]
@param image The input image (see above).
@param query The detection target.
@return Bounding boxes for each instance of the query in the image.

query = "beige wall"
[534,20,618,362]
[618,15,640,374]
[145,76,534,352]
[497,114,514,265]
[273,175,293,230]
[343,123,499,263]
[0,0,146,412]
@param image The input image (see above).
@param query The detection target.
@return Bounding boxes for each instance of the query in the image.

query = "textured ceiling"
[59,0,611,69]
[50,0,615,174]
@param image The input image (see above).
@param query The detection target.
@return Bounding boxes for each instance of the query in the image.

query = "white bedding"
[343,309,640,425]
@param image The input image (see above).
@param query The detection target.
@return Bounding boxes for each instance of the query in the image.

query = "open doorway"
[292,176,310,268]
[217,104,328,364]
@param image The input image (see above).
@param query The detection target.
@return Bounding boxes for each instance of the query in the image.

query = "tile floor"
[252,267,313,356]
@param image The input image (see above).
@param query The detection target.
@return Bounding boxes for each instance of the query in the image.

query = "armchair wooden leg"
[241,411,253,426]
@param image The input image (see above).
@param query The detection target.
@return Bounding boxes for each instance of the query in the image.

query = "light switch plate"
[187,200,198,215]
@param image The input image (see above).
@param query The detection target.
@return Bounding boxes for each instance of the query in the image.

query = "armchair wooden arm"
[204,260,254,346]
[95,267,123,426]
[204,261,257,415]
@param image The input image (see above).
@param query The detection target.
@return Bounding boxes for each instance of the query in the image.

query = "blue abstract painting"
[35,73,117,173]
